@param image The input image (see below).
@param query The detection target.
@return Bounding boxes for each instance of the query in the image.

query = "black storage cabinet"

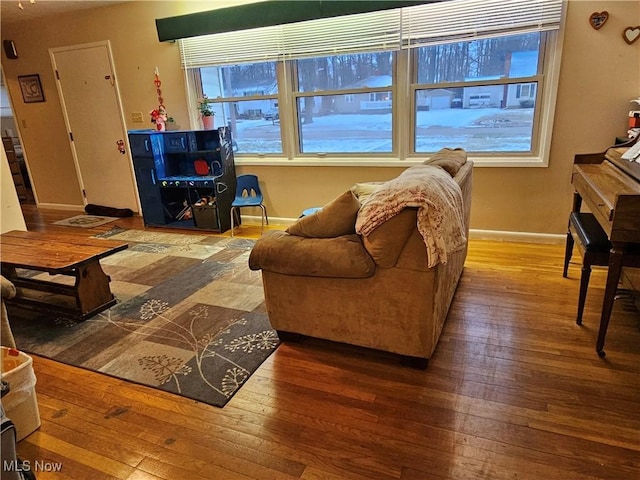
[128,128,239,232]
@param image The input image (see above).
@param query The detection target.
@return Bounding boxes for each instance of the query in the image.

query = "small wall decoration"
[116,139,126,155]
[18,74,44,103]
[150,67,168,131]
[623,26,640,45]
[589,11,608,30]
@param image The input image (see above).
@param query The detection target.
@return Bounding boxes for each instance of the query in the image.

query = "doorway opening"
[1,70,34,204]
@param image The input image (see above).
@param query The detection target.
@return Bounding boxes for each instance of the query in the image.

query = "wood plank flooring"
[7,206,640,480]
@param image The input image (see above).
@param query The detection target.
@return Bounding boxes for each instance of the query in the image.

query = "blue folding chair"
[230,174,268,236]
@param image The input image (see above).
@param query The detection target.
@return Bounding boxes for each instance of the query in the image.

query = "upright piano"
[571,145,640,357]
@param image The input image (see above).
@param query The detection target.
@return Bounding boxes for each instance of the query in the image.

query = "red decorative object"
[194,158,210,175]
[150,68,168,129]
[149,107,167,131]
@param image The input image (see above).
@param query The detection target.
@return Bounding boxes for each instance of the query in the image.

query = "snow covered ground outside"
[229,107,534,154]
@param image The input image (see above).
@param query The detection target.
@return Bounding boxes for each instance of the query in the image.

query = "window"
[414,33,542,153]
[517,84,536,99]
[199,63,282,154]
[295,52,393,154]
[181,0,563,165]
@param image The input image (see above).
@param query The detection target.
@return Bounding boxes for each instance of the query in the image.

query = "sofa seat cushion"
[286,190,360,238]
[249,231,375,278]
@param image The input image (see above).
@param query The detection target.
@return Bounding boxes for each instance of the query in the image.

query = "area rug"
[8,227,278,408]
[52,214,119,228]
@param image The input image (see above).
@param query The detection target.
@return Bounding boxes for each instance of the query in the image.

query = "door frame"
[49,40,140,212]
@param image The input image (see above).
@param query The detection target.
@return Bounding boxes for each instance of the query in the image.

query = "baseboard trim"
[29,208,567,243]
[35,203,85,212]
[469,229,565,244]
[240,215,296,226]
[242,215,566,244]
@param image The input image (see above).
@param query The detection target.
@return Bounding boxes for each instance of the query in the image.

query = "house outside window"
[295,53,393,153]
[517,84,536,99]
[181,0,564,165]
[414,33,543,153]
[199,63,282,153]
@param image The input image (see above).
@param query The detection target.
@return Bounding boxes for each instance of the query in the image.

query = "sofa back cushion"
[286,190,360,238]
[422,148,467,176]
[394,229,430,271]
[362,158,471,269]
[362,208,417,268]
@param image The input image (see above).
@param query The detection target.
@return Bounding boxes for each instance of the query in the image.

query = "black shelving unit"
[128,128,239,232]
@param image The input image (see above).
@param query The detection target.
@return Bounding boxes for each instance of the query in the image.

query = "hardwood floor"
[8,206,640,480]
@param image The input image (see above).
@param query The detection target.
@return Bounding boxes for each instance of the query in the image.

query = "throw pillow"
[422,148,467,176]
[350,181,386,205]
[286,190,360,238]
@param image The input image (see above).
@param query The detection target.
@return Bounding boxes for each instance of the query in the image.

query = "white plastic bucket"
[1,347,40,441]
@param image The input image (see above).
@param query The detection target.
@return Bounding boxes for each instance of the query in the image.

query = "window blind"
[280,10,401,60]
[179,0,564,68]
[402,0,564,48]
[179,9,401,68]
[180,25,284,68]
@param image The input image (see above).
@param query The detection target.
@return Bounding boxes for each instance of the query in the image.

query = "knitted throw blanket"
[355,165,466,267]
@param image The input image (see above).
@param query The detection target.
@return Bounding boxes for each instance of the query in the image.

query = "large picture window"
[181,0,564,165]
[414,33,542,153]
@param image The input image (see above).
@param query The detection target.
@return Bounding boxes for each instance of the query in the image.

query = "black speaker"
[3,40,18,59]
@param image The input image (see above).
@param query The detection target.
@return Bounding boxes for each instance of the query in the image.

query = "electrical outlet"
[131,112,144,123]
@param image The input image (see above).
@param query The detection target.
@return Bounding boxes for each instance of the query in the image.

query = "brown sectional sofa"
[249,149,473,367]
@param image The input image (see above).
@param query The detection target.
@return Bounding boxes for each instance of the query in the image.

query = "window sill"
[234,155,549,168]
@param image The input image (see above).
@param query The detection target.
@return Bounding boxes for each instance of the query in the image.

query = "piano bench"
[563,212,611,325]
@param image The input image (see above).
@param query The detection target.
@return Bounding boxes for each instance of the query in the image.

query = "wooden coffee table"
[0,230,128,320]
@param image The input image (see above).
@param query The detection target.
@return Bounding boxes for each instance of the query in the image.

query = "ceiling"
[0,0,128,25]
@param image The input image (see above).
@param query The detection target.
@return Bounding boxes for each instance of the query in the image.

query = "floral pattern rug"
[8,227,278,408]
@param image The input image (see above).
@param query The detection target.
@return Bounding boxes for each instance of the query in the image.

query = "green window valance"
[156,0,433,42]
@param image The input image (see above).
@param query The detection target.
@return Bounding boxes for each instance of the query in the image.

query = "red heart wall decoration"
[623,26,640,45]
[589,11,609,30]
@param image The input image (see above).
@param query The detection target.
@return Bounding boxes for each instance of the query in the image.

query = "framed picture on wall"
[18,74,45,103]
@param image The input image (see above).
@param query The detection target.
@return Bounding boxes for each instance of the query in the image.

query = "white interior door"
[50,42,139,212]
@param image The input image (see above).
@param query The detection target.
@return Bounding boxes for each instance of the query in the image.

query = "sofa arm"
[249,231,375,278]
